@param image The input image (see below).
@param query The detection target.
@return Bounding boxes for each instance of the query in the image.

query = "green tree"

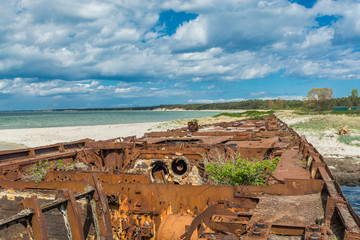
[350,89,359,106]
[276,97,284,109]
[305,87,333,111]
[268,100,274,109]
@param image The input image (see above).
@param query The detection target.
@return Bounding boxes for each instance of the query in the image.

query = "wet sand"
[0,141,26,151]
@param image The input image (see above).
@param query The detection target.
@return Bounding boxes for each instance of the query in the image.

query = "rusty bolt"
[256,220,265,229]
[309,233,321,240]
[310,224,320,232]
[252,228,262,236]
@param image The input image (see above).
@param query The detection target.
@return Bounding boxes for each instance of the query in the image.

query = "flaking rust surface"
[250,193,324,225]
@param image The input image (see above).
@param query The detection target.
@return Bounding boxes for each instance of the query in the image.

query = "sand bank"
[0,122,163,149]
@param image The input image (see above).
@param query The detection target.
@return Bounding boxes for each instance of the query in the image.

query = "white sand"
[0,122,164,149]
[294,130,360,159]
[276,112,360,159]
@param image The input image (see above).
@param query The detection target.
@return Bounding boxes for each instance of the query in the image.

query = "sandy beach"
[0,122,164,149]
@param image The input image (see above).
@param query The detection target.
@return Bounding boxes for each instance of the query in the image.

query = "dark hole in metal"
[151,161,169,179]
[171,159,187,175]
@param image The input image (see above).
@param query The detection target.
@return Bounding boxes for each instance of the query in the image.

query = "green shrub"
[205,156,280,186]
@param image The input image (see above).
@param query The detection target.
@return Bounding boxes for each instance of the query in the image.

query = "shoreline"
[0,111,247,150]
[0,121,165,149]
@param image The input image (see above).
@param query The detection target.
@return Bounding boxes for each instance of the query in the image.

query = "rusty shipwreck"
[0,114,359,240]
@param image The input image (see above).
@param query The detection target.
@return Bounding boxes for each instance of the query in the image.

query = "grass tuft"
[338,135,360,147]
[290,115,360,132]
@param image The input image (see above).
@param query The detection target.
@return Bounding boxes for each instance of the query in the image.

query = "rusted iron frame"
[0,115,358,238]
[87,142,144,150]
[0,209,33,231]
[180,205,247,240]
[0,139,91,161]
[183,211,326,239]
[300,135,360,237]
[0,188,94,232]
[234,179,324,196]
[246,222,326,238]
[0,186,114,240]
[0,179,87,192]
[20,195,49,240]
[335,203,360,236]
[265,168,285,184]
[245,221,271,240]
[62,190,85,240]
[144,129,279,138]
[44,171,151,184]
[91,174,113,240]
[304,224,327,240]
[0,178,323,201]
[0,150,79,172]
[0,133,286,174]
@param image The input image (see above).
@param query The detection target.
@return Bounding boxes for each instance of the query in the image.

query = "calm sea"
[0,110,222,129]
[341,185,360,216]
[0,110,358,216]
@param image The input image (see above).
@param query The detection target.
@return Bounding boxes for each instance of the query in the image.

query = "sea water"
[0,110,223,129]
[341,185,360,215]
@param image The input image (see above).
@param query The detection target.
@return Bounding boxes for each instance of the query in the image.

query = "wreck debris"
[0,114,358,239]
[337,126,350,135]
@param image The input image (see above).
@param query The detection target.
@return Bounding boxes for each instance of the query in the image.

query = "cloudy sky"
[0,0,360,110]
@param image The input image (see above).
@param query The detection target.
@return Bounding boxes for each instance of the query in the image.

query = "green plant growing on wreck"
[205,155,280,186]
[25,160,54,184]
[25,159,74,184]
[56,159,75,171]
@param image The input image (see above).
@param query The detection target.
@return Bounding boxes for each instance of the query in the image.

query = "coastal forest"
[145,88,360,112]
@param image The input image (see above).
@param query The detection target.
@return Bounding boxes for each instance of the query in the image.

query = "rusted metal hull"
[0,115,359,239]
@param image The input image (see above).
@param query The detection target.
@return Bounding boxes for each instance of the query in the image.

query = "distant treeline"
[52,88,359,112]
[157,99,303,110]
[53,98,358,112]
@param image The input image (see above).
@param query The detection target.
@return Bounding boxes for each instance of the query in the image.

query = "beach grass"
[214,110,274,119]
[290,115,360,132]
[338,135,360,147]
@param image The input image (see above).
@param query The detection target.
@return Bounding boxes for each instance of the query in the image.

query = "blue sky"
[0,0,360,110]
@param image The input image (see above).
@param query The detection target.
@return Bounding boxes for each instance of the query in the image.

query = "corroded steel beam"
[20,195,49,240]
